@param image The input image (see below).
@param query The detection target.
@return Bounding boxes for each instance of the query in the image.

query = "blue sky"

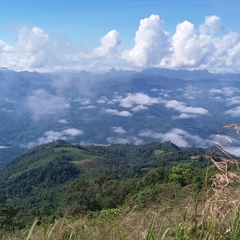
[0,0,240,72]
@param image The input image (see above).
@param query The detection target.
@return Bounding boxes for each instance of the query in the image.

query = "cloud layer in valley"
[27,89,70,121]
[0,15,240,72]
[139,128,209,147]
[26,128,83,148]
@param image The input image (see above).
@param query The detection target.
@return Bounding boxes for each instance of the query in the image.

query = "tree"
[169,163,193,186]
[0,204,17,230]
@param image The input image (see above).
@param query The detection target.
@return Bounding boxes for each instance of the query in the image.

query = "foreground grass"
[2,186,240,240]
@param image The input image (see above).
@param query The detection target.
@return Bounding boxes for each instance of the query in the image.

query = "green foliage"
[0,140,208,220]
[169,163,193,186]
[140,167,168,187]
[0,204,17,230]
[134,184,163,209]
[63,178,101,215]
[100,208,121,222]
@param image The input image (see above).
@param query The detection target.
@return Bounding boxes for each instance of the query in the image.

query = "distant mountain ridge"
[0,67,240,165]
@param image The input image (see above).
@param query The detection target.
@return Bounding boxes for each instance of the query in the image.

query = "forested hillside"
[0,140,208,224]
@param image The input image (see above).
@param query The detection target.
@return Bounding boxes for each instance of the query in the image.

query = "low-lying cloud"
[107,136,144,145]
[105,92,162,112]
[27,89,70,121]
[164,100,209,116]
[26,128,83,148]
[119,93,162,108]
[112,126,127,134]
[101,108,132,117]
[139,128,209,147]
[209,87,239,97]
[225,106,240,117]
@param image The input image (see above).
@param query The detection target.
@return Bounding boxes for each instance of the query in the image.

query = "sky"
[0,0,240,73]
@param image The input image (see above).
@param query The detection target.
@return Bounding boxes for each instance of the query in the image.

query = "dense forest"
[0,140,209,230]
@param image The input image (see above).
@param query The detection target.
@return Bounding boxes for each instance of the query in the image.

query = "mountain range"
[1,67,240,165]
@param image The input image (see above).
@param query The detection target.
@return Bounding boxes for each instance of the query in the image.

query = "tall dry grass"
[195,123,240,238]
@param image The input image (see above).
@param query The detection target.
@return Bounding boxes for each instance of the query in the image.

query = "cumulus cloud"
[122,14,170,67]
[97,96,109,104]
[165,100,209,115]
[209,87,240,105]
[0,27,53,70]
[168,17,240,72]
[209,88,224,95]
[74,98,91,105]
[132,105,148,112]
[74,97,95,110]
[119,92,162,108]
[225,106,240,117]
[122,14,240,73]
[91,30,121,57]
[0,40,12,53]
[26,128,83,148]
[139,128,209,147]
[27,89,70,120]
[172,113,197,120]
[62,128,83,136]
[101,108,132,117]
[199,16,224,35]
[226,96,240,105]
[79,105,96,109]
[58,119,69,124]
[210,87,239,97]
[112,126,127,134]
[1,15,240,72]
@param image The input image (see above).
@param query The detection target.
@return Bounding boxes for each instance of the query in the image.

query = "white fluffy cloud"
[27,89,70,120]
[112,126,127,134]
[0,27,53,70]
[58,119,69,124]
[165,100,209,115]
[132,105,148,112]
[226,96,240,105]
[79,105,96,109]
[97,96,109,104]
[1,15,240,72]
[123,15,240,73]
[172,113,197,120]
[209,87,239,97]
[139,128,209,147]
[26,128,83,148]
[122,14,170,67]
[108,92,161,112]
[199,16,224,35]
[225,106,240,117]
[119,92,161,108]
[74,98,91,105]
[101,108,132,117]
[91,30,121,57]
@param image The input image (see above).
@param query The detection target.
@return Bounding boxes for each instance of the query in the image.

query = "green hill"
[0,140,208,219]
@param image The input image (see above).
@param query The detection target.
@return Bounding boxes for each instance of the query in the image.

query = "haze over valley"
[1,68,240,164]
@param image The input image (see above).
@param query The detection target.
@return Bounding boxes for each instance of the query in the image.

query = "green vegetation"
[1,124,240,239]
